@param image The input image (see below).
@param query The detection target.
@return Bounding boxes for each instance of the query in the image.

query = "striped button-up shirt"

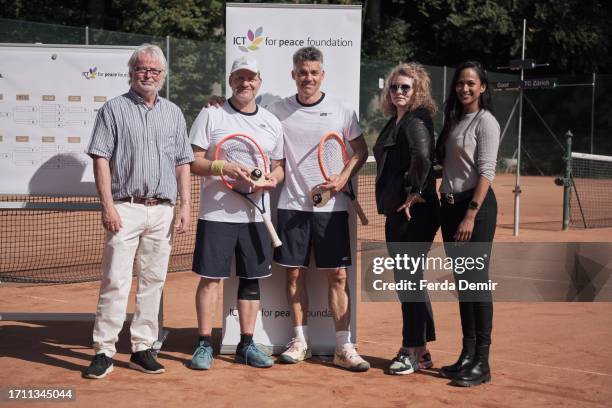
[86,89,194,204]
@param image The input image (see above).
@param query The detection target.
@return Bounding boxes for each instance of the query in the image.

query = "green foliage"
[0,0,90,26]
[365,0,611,74]
[529,0,611,73]
[3,1,610,76]
[99,1,226,124]
[359,59,396,152]
[362,17,417,62]
[110,0,224,38]
[169,37,225,126]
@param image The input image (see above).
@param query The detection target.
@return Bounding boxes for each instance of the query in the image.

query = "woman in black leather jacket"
[373,63,440,375]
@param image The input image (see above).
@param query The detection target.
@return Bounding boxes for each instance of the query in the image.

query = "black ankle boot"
[439,339,476,379]
[451,345,491,387]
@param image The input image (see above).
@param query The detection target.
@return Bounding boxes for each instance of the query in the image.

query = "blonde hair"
[380,63,437,117]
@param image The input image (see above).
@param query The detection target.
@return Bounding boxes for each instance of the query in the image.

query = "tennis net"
[0,159,385,284]
[570,152,612,228]
[0,178,200,284]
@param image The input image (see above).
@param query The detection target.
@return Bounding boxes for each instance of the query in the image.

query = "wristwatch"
[468,200,480,210]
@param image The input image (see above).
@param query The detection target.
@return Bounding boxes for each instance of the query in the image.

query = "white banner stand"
[222,3,362,355]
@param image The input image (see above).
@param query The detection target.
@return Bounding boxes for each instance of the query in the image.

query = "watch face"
[469,201,479,210]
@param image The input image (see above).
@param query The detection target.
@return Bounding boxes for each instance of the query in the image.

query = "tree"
[105,0,226,123]
[108,0,223,38]
[359,0,612,75]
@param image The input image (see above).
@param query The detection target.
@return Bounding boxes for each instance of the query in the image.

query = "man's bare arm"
[174,163,192,234]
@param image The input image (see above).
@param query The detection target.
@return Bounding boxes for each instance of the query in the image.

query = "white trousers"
[93,201,174,357]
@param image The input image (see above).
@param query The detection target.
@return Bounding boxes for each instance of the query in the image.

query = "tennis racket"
[312,131,369,225]
[215,132,282,247]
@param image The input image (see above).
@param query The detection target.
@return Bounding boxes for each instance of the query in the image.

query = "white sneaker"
[278,338,311,364]
[333,344,370,372]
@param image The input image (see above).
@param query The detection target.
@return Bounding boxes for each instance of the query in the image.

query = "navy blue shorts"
[192,220,272,279]
[273,209,351,269]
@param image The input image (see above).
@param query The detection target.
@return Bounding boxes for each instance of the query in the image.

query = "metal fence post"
[442,65,447,122]
[562,130,573,230]
[166,35,170,100]
[590,72,596,154]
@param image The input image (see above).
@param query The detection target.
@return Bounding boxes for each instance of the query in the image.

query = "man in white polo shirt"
[268,47,369,371]
[189,56,284,369]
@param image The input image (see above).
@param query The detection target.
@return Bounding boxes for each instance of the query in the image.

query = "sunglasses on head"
[389,84,411,94]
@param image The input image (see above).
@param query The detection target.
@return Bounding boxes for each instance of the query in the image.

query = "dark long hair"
[435,61,494,164]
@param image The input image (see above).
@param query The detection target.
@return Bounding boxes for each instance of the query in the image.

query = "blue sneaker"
[235,341,273,368]
[190,340,213,370]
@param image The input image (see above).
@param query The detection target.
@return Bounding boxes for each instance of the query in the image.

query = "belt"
[118,197,170,206]
[441,189,474,205]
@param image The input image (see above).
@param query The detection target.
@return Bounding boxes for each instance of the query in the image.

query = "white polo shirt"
[267,93,362,212]
[189,101,284,223]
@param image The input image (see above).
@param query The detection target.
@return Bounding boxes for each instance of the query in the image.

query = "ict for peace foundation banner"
[222,3,362,355]
[225,3,361,115]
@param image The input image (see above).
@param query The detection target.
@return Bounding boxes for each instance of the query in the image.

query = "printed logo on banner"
[82,67,98,80]
[82,67,128,80]
[232,27,356,51]
[235,26,264,52]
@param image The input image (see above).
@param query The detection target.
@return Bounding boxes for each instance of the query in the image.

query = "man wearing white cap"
[188,56,285,369]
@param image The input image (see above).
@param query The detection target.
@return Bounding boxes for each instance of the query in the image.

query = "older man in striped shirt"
[83,44,194,379]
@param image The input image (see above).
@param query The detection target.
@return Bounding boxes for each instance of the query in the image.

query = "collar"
[295,92,325,107]
[382,108,431,147]
[228,98,258,116]
[127,88,160,106]
[382,111,411,147]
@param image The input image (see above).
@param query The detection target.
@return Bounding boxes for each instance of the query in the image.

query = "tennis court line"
[28,295,69,303]
[359,339,612,377]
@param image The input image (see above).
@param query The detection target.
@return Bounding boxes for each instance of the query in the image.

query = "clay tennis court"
[1,173,611,407]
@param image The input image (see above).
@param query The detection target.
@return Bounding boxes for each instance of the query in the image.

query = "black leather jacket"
[373,107,437,215]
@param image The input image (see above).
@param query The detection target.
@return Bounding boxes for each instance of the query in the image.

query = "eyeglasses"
[389,84,412,95]
[134,67,164,77]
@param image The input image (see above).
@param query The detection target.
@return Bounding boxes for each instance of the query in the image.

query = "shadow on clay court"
[1,321,109,373]
[498,221,560,231]
[0,321,214,372]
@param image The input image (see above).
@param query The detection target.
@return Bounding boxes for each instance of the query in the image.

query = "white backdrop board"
[225,3,362,115]
[0,44,135,195]
[222,3,362,355]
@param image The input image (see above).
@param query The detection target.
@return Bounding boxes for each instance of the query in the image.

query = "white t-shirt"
[189,101,284,223]
[267,93,362,212]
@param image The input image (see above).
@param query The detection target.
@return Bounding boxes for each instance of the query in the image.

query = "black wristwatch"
[468,200,480,210]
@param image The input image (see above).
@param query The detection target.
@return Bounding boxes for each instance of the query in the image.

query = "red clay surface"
[1,174,611,407]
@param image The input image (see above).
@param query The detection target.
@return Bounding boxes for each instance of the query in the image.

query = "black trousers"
[440,188,497,346]
[385,198,440,347]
